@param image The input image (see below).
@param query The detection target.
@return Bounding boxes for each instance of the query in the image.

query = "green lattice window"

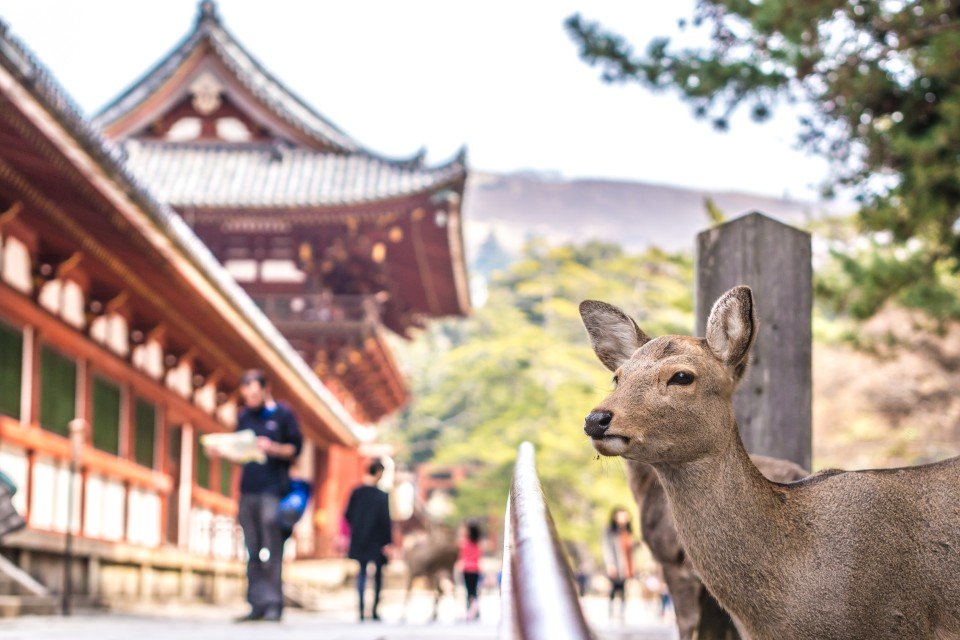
[133,398,156,468]
[219,459,232,496]
[39,345,76,437]
[91,376,121,455]
[0,322,22,418]
[195,431,210,488]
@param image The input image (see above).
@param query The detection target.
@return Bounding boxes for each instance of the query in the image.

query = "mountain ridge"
[461,170,846,257]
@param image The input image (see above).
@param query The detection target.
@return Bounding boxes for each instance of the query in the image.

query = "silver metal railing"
[500,442,593,640]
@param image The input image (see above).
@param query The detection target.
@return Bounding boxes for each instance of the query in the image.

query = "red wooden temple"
[96,1,470,425]
[0,1,468,610]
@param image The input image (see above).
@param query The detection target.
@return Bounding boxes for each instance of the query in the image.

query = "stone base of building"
[0,529,245,616]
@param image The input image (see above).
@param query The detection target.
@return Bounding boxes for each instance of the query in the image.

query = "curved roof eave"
[122,140,467,209]
[93,2,429,168]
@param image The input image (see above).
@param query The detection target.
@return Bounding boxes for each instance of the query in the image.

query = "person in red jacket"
[458,519,483,621]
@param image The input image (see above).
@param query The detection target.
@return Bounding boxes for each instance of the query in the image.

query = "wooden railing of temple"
[500,442,593,640]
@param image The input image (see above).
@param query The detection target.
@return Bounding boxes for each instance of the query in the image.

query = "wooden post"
[695,212,812,470]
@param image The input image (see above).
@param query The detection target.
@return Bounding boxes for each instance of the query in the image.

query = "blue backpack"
[278,479,310,539]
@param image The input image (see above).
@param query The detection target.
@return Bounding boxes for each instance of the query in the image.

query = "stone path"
[0,590,676,640]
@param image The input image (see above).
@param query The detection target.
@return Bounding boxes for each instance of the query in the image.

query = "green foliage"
[704,197,727,225]
[567,2,960,318]
[814,220,960,322]
[390,241,693,549]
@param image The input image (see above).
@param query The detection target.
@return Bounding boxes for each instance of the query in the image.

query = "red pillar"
[313,444,367,558]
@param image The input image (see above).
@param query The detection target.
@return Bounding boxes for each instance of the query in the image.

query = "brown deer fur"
[401,526,459,622]
[628,455,806,640]
[580,286,960,640]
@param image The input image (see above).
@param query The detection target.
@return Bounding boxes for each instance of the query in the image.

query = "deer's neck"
[653,426,791,620]
[624,459,657,509]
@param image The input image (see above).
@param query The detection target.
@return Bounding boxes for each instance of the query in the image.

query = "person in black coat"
[345,459,392,621]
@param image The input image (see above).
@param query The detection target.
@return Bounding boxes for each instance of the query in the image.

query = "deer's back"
[774,455,960,638]
[406,538,458,578]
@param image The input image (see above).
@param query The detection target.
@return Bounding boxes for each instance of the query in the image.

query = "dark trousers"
[463,571,480,607]
[356,559,384,618]
[238,493,283,610]
[609,577,626,601]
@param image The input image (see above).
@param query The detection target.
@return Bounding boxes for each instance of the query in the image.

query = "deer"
[400,525,459,622]
[629,455,806,640]
[579,285,960,640]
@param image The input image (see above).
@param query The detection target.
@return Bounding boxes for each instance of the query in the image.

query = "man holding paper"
[211,369,302,622]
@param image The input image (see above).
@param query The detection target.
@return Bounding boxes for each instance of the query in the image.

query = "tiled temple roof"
[124,140,467,208]
[94,1,421,164]
[94,1,467,210]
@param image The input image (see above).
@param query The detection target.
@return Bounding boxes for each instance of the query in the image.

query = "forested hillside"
[388,241,693,544]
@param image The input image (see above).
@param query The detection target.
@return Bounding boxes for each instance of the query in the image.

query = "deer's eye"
[668,371,695,386]
[612,374,620,387]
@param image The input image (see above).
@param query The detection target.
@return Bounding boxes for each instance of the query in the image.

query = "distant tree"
[567,2,960,318]
[704,197,727,226]
[472,230,514,277]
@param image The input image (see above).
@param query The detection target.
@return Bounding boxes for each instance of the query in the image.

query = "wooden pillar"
[119,383,133,460]
[20,325,38,525]
[178,423,194,549]
[695,212,812,470]
[320,445,343,557]
[179,566,194,600]
[139,563,154,601]
[211,569,230,604]
[18,549,32,574]
[87,555,101,598]
[75,358,89,536]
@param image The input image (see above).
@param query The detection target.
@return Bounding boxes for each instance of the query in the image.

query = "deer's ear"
[579,300,651,372]
[705,286,757,383]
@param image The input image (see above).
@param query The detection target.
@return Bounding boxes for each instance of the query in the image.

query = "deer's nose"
[584,411,613,439]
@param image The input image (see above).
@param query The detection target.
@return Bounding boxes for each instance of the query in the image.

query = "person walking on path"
[229,369,302,622]
[458,519,483,621]
[345,460,393,622]
[602,506,638,621]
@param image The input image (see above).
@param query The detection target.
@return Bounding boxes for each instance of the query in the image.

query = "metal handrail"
[500,442,593,640]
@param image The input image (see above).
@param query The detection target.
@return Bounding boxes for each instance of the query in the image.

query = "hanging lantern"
[371,242,386,263]
[298,241,314,273]
[388,226,404,243]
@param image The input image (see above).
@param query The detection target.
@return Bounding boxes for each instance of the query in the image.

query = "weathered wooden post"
[694,211,812,640]
[695,211,812,470]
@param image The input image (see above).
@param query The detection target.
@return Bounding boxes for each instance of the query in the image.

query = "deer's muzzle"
[583,411,613,439]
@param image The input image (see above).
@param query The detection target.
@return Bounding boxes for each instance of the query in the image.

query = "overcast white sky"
[0,0,833,200]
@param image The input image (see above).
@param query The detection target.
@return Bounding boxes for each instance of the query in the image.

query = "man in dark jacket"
[232,369,302,622]
[345,460,392,621]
